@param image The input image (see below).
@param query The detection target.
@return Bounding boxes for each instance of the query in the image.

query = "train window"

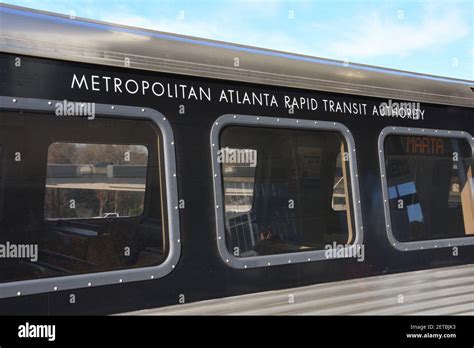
[0,99,180,298]
[45,143,149,220]
[380,127,474,250]
[212,115,363,268]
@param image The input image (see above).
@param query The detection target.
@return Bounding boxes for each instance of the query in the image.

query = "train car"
[0,4,473,315]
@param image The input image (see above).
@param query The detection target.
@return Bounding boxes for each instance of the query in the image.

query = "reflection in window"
[222,148,257,214]
[220,126,354,257]
[332,153,347,211]
[45,143,148,220]
[384,135,474,242]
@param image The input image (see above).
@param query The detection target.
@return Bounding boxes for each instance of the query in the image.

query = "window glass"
[45,143,148,220]
[222,148,257,214]
[384,135,474,242]
[332,153,347,211]
[220,126,354,257]
[0,112,167,284]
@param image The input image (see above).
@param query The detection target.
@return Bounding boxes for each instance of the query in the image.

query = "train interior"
[385,135,474,242]
[220,126,354,257]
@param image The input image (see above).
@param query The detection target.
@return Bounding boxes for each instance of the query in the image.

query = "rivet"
[244,265,248,268]
[12,98,17,103]
[226,259,229,263]
[177,239,180,243]
[288,260,291,263]
[111,106,115,110]
[54,286,58,291]
[277,118,280,122]
[17,291,21,296]
[257,117,260,121]
[216,205,219,209]
[267,262,271,266]
[163,117,166,121]
[233,115,237,119]
[215,122,219,125]
[151,275,154,279]
[218,236,221,240]
[171,141,174,145]
[48,101,52,106]
[296,120,299,123]
[119,279,123,283]
[88,282,92,287]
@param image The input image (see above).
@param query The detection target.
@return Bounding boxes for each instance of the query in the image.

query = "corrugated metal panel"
[1,4,473,108]
[125,264,474,315]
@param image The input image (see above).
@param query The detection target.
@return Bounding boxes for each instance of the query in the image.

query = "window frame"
[0,96,181,299]
[211,114,364,269]
[378,126,474,251]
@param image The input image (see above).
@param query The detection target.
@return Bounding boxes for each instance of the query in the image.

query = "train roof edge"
[0,3,473,108]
